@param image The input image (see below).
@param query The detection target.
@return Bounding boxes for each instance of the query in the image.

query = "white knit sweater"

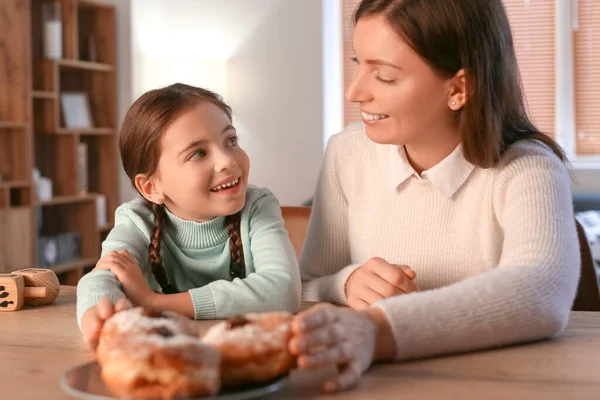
[301,124,581,361]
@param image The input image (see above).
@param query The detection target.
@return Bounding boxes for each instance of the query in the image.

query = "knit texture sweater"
[77,185,301,327]
[301,124,581,361]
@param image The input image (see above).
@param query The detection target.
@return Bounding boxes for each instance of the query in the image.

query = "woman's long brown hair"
[119,83,245,293]
[353,0,566,167]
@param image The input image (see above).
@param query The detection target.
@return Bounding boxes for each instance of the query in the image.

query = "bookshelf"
[0,0,119,285]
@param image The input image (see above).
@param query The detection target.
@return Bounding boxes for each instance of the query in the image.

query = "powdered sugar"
[133,333,207,348]
[104,307,194,337]
[103,333,221,364]
[202,312,291,351]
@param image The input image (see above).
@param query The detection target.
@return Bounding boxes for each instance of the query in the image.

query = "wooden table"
[2,286,600,399]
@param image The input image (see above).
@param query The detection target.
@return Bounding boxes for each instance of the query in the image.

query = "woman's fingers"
[291,304,338,335]
[290,306,376,394]
[347,296,370,311]
[372,262,419,293]
[397,264,417,280]
[358,259,418,297]
[297,340,353,369]
[348,272,399,309]
[289,323,344,354]
[358,285,387,305]
[324,362,361,393]
[363,271,406,299]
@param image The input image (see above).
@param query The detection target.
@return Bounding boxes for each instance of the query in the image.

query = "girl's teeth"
[361,111,389,121]
[212,178,239,192]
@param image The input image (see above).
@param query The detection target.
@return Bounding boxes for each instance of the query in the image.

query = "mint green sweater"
[76,185,301,327]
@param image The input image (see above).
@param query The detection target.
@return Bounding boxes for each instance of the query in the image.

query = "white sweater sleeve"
[300,134,361,304]
[373,149,581,361]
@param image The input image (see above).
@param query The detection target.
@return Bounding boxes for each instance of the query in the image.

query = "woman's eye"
[375,75,396,85]
[189,149,206,161]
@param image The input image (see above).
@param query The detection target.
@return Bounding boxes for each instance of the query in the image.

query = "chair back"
[280,206,311,258]
[573,219,600,311]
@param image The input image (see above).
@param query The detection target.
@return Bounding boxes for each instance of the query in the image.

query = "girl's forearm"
[147,292,195,319]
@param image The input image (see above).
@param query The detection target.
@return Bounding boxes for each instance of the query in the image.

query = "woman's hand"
[93,250,157,308]
[288,304,381,393]
[81,297,132,351]
[345,257,418,310]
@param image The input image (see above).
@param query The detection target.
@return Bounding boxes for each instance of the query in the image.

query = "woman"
[289,0,580,393]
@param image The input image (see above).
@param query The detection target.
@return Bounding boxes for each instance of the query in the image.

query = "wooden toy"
[0,268,60,311]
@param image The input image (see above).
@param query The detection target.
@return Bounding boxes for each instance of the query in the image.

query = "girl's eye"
[227,136,239,147]
[189,149,206,161]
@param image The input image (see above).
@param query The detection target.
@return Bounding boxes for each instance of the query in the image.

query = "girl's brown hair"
[119,83,245,293]
[354,0,566,167]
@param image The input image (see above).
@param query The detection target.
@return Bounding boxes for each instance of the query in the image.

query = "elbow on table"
[271,272,302,314]
[529,294,573,341]
[525,255,580,340]
[253,270,302,314]
[280,276,302,313]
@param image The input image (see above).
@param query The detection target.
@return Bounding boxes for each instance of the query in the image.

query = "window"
[503,1,555,138]
[343,0,362,127]
[574,0,600,155]
[341,0,600,159]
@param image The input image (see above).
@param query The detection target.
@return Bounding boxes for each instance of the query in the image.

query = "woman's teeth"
[361,111,389,121]
[211,178,240,192]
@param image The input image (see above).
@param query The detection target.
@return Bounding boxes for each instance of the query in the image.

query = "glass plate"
[60,361,288,400]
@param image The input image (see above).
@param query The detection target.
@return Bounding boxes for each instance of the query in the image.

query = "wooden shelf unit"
[32,90,56,99]
[37,193,98,206]
[55,127,114,135]
[0,0,119,285]
[0,122,29,129]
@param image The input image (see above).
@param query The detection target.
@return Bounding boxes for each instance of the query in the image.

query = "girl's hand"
[345,257,418,310]
[93,250,157,308]
[288,304,377,393]
[81,297,132,351]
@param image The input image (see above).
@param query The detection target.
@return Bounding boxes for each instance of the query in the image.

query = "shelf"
[37,193,98,206]
[32,91,56,99]
[47,258,97,274]
[0,121,28,129]
[0,206,30,212]
[57,59,114,72]
[0,0,119,286]
[78,0,115,9]
[54,127,114,135]
[0,180,29,189]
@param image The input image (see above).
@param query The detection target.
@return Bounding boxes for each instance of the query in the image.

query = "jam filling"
[227,315,251,329]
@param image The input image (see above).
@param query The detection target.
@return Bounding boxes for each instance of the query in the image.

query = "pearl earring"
[451,101,457,107]
[157,198,163,204]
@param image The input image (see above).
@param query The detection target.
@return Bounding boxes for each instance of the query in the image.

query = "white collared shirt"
[387,144,475,198]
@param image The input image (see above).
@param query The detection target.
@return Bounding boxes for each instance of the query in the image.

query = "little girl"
[77,83,301,349]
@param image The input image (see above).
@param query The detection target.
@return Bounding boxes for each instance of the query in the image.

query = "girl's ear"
[135,173,164,204]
